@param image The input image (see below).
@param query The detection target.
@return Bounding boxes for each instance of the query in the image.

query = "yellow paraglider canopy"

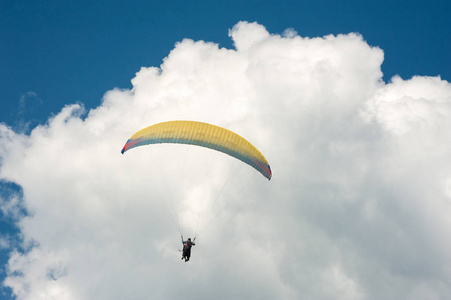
[121,120,271,180]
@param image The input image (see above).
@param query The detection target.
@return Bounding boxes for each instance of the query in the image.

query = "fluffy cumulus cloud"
[1,21,451,299]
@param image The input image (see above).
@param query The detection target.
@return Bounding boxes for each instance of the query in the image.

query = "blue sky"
[1,0,450,129]
[1,1,451,299]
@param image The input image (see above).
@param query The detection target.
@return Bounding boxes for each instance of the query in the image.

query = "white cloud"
[1,21,450,300]
[363,75,451,135]
[0,237,9,250]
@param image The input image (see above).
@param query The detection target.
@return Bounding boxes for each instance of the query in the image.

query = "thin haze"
[1,22,451,300]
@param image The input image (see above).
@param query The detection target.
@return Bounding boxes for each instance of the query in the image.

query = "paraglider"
[121,120,272,180]
[181,236,196,262]
[121,120,272,262]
